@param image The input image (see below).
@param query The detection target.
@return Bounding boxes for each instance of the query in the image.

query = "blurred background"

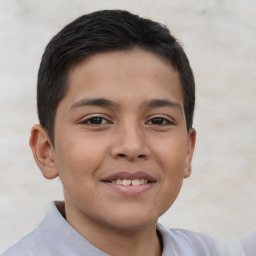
[0,0,255,252]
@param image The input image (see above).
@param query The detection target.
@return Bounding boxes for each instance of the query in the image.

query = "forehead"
[64,48,183,108]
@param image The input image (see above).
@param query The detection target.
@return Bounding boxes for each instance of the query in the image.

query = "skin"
[30,48,196,256]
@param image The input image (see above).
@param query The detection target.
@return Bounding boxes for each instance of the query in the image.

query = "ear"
[29,124,58,179]
[183,128,196,179]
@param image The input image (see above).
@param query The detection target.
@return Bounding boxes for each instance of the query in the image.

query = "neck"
[64,204,162,256]
[89,225,162,256]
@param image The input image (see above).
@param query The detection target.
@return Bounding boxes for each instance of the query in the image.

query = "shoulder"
[1,202,61,256]
[1,229,40,256]
[170,229,216,252]
[157,224,216,255]
[159,225,246,256]
[240,229,256,256]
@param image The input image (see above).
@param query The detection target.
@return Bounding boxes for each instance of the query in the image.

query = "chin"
[104,210,159,231]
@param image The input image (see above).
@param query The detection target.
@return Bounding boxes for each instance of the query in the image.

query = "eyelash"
[146,117,173,126]
[80,115,173,126]
[80,116,111,125]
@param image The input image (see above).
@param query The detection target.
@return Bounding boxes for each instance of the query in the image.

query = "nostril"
[117,153,126,158]
[137,154,145,159]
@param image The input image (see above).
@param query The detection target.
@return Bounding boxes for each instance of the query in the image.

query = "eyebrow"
[70,98,118,110]
[70,97,182,112]
[143,98,183,112]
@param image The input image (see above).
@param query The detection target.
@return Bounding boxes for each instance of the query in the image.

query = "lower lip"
[103,182,155,196]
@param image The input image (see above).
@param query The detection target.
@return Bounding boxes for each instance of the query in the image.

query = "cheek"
[154,138,188,208]
[152,137,187,173]
[55,135,107,180]
[54,138,86,178]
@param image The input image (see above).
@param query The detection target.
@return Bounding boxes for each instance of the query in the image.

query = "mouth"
[101,172,156,195]
[102,171,156,185]
[105,178,151,186]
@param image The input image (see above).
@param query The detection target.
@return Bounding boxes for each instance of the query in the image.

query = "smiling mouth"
[101,171,156,194]
[102,173,156,195]
[107,178,149,186]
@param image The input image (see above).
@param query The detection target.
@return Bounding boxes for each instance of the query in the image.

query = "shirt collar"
[40,201,176,256]
[38,201,110,256]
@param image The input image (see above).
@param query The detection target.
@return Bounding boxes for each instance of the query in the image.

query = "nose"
[110,120,150,161]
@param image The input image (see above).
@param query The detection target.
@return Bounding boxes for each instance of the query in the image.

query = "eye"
[146,117,173,125]
[81,116,110,125]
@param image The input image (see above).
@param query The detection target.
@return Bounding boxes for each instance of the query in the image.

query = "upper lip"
[102,171,156,182]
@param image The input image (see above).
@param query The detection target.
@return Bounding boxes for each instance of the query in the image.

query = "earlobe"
[183,128,196,179]
[29,124,58,179]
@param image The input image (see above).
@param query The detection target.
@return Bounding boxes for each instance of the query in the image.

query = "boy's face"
[33,48,196,231]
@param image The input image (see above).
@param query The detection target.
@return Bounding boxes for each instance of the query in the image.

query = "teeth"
[123,179,132,186]
[132,179,140,186]
[116,179,122,184]
[111,178,148,186]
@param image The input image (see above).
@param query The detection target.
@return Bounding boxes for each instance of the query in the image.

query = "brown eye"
[147,117,172,125]
[82,117,109,125]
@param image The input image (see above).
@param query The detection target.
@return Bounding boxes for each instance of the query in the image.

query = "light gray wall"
[0,0,255,252]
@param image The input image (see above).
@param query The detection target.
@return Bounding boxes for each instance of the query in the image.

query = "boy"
[1,9,244,256]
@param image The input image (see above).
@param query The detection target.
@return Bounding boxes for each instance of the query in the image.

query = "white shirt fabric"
[240,229,256,256]
[1,201,245,256]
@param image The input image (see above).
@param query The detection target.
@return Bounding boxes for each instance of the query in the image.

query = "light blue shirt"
[240,229,256,256]
[1,201,244,256]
